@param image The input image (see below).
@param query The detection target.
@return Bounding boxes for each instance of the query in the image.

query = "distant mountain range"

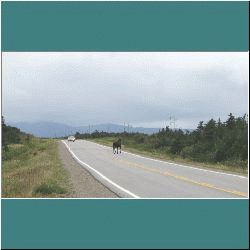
[8,121,163,138]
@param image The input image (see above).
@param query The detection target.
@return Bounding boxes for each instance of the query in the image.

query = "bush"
[180,145,194,159]
[134,135,145,144]
[223,159,248,171]
[33,180,66,195]
[214,149,227,162]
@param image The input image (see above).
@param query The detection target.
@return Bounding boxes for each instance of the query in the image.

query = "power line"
[169,114,176,129]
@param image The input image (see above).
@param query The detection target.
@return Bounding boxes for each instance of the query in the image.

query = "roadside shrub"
[169,138,184,155]
[33,180,66,195]
[180,145,194,159]
[2,145,26,162]
[223,159,248,172]
[214,149,227,162]
[134,135,145,144]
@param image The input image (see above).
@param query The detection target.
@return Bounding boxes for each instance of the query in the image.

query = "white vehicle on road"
[68,136,76,142]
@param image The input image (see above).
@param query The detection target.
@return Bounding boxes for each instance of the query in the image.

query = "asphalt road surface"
[62,140,248,198]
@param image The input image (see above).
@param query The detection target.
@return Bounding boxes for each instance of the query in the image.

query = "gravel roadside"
[58,141,120,198]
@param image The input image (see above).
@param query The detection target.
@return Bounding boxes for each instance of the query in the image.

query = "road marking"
[65,140,248,198]
[110,156,248,197]
[62,141,140,198]
[88,140,248,180]
[124,151,248,179]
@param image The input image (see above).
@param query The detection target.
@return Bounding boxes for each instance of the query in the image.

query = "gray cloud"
[2,52,248,129]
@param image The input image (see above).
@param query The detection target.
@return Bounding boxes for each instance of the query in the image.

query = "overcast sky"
[2,52,249,129]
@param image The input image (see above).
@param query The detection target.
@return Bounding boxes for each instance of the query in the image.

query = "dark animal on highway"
[113,138,122,154]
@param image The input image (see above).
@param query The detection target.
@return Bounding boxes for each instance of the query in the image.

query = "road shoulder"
[58,141,120,198]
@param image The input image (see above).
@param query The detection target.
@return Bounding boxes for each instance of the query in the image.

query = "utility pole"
[169,115,176,129]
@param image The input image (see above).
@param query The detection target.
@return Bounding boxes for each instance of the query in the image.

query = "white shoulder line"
[88,140,248,180]
[62,141,140,198]
[124,152,248,180]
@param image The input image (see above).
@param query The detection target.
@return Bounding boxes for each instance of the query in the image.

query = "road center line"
[112,156,248,198]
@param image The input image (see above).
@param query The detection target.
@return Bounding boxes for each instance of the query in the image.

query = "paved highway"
[62,140,248,198]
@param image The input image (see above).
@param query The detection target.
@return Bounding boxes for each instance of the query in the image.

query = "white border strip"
[89,140,248,180]
[62,141,140,198]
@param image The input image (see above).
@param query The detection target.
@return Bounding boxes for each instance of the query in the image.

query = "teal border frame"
[1,1,249,51]
[1,199,249,249]
[1,1,249,249]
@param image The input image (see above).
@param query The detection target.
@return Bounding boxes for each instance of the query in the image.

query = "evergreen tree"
[197,121,204,133]
[2,116,7,147]
[204,119,216,140]
[225,113,235,129]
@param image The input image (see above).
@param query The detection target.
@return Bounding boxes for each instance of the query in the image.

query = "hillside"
[9,121,163,138]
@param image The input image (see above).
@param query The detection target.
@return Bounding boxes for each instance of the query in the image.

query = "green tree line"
[2,116,23,146]
[73,113,248,170]
[2,116,32,155]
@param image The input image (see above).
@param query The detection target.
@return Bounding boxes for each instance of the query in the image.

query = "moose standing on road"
[113,138,122,154]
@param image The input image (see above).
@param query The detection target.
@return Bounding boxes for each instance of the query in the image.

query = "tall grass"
[1,138,73,198]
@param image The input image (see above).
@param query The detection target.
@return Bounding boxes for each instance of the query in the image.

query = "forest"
[73,113,248,170]
[2,116,25,147]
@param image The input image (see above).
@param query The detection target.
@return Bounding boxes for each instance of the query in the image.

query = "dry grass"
[1,138,74,198]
